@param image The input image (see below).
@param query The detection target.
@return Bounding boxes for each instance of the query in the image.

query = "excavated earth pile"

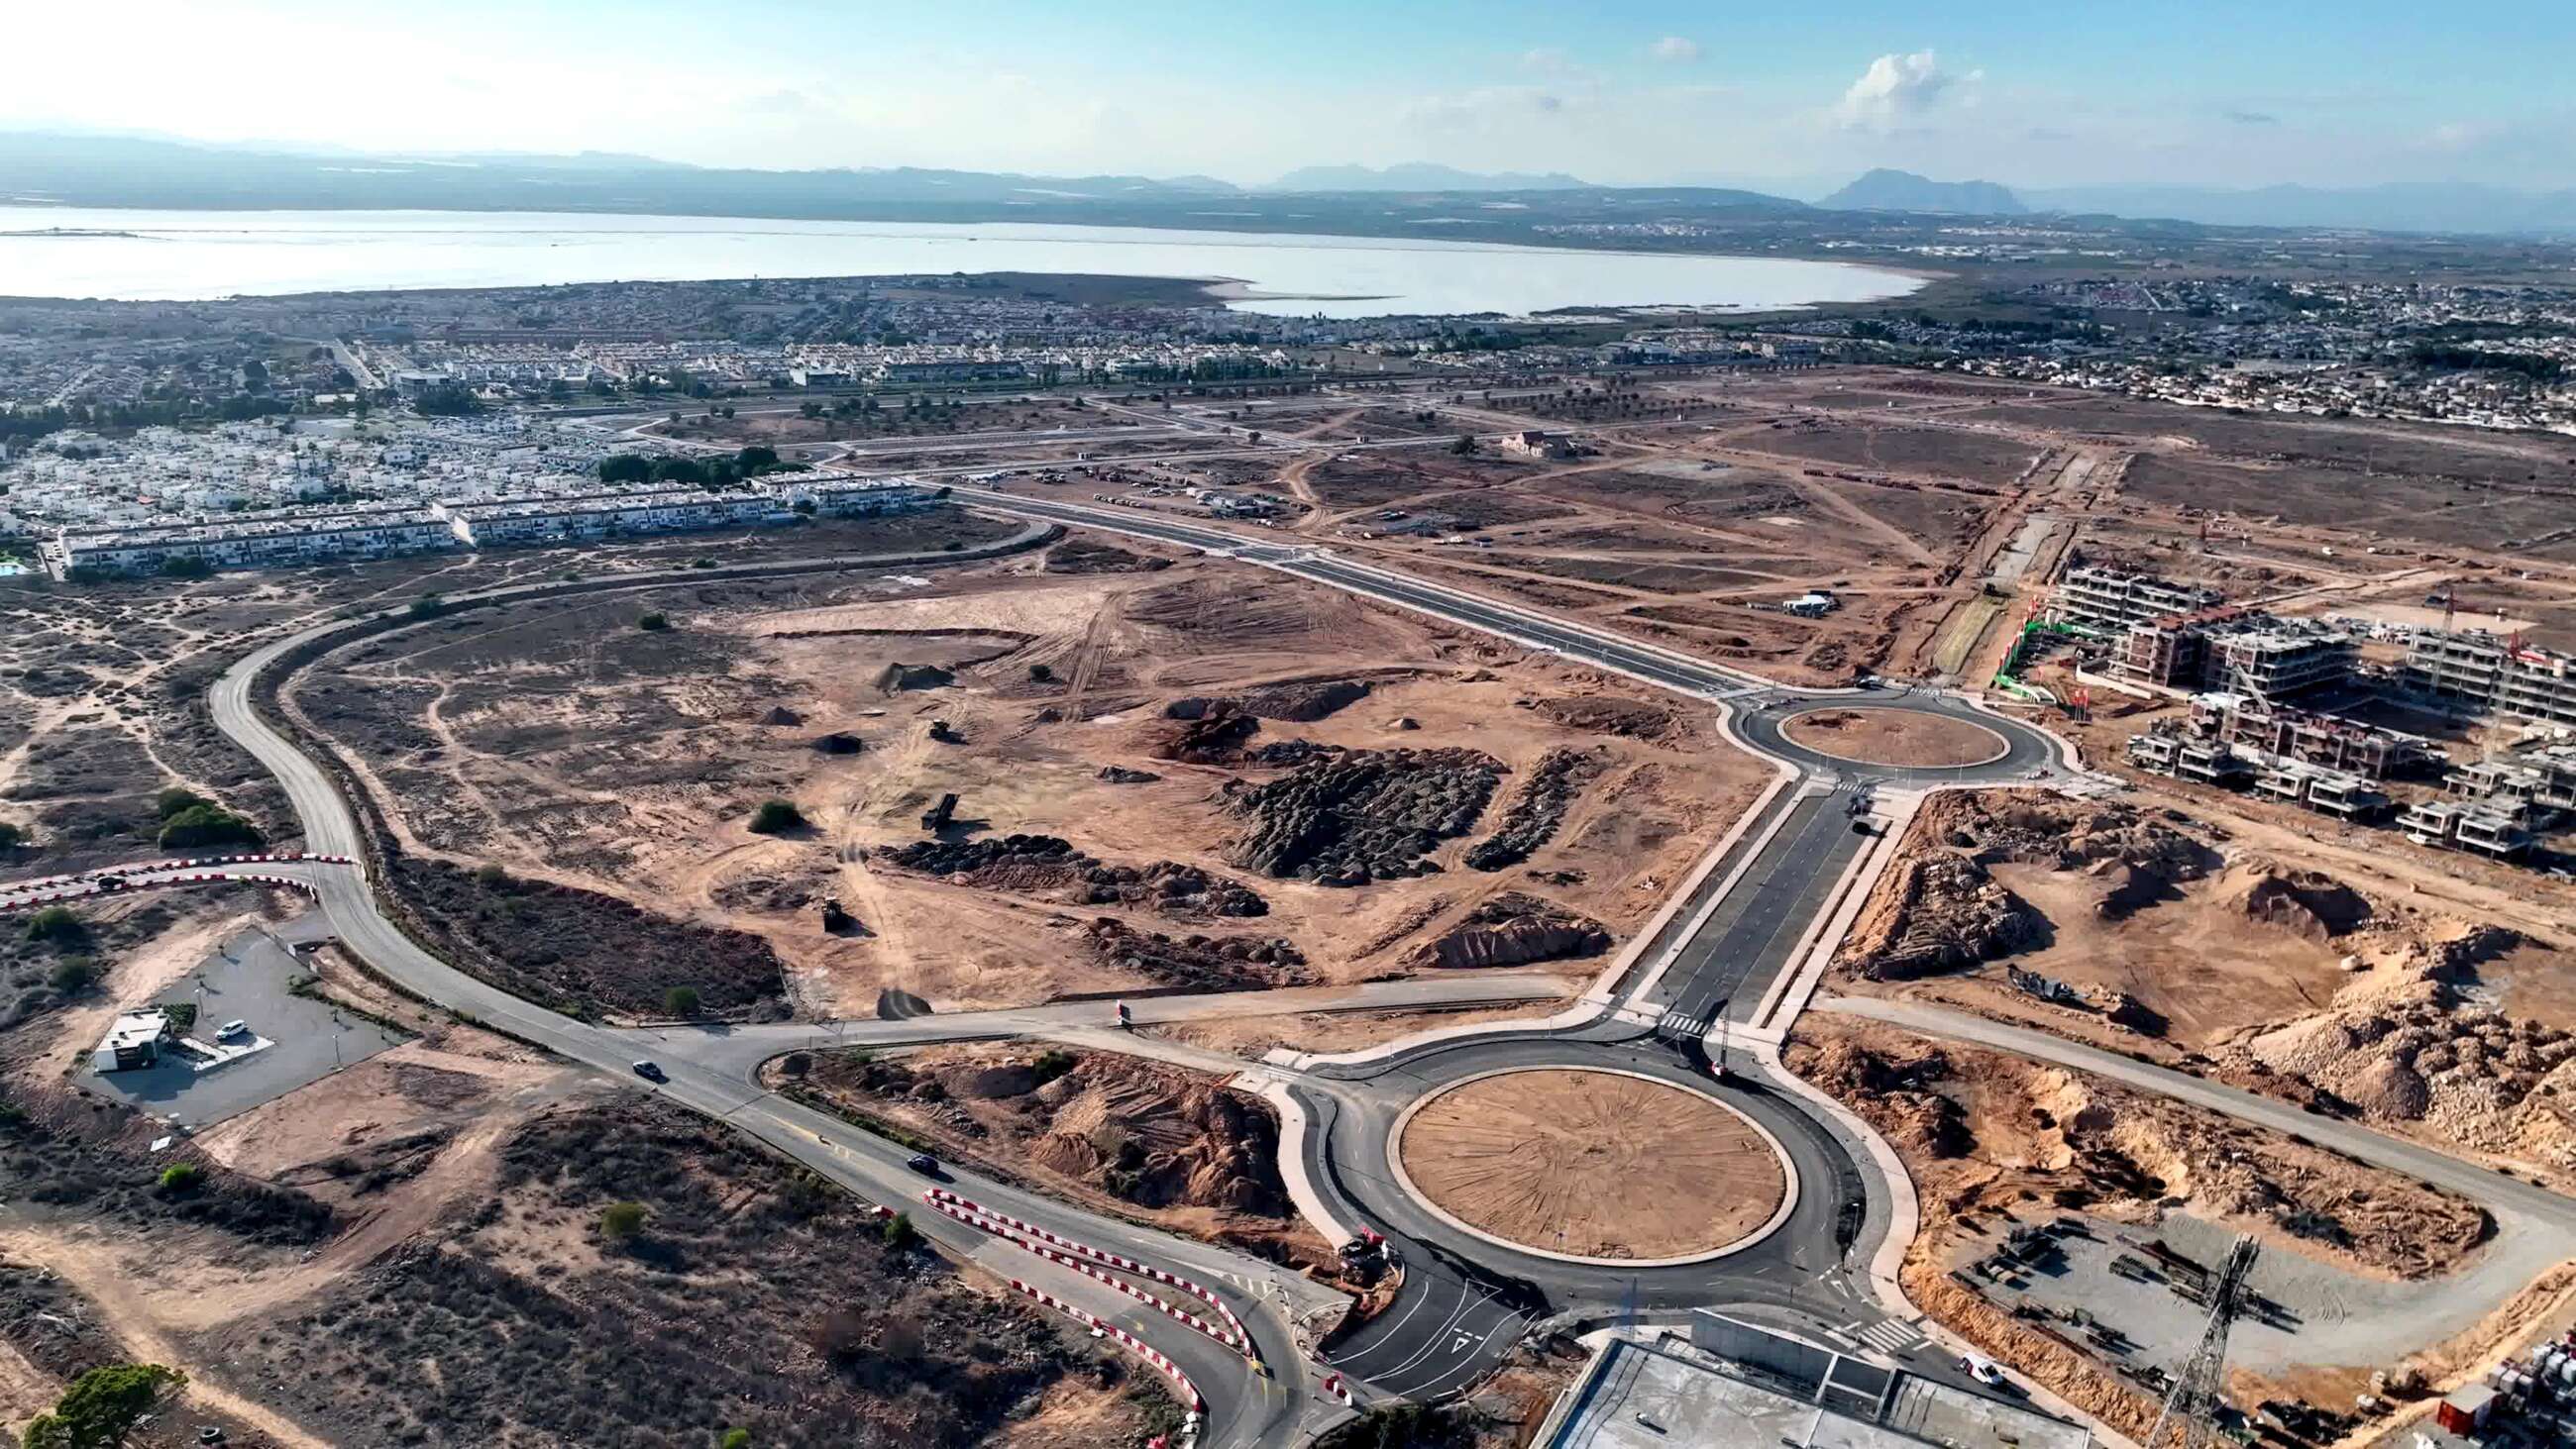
[878,833,1269,918]
[1412,891,1612,970]
[1082,917,1317,991]
[1226,748,1504,885]
[1465,748,1608,872]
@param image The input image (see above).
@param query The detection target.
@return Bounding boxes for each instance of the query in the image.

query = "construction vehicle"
[919,792,959,832]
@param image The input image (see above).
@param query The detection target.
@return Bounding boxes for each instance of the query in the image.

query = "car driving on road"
[631,1061,666,1083]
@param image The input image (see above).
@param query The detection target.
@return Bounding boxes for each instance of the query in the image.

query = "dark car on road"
[906,1153,940,1175]
[631,1061,667,1083]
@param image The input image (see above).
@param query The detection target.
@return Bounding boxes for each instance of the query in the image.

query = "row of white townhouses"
[36,474,935,578]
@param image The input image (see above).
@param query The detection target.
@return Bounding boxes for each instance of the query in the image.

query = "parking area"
[84,922,407,1128]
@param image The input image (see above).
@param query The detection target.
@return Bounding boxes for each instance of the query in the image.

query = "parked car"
[216,1019,249,1040]
[631,1061,667,1083]
[906,1153,939,1175]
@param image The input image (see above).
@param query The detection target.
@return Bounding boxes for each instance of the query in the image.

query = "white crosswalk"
[1657,1004,1718,1040]
[1852,1318,1924,1355]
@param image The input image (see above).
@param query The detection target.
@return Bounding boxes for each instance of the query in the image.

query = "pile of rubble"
[1082,918,1316,991]
[1226,748,1503,886]
[2223,952,2576,1169]
[1166,675,1375,724]
[1839,851,2042,981]
[878,834,1268,918]
[1464,748,1607,873]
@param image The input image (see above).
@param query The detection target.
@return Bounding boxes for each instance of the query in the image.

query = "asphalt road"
[184,493,2085,1442]
[207,554,1336,1449]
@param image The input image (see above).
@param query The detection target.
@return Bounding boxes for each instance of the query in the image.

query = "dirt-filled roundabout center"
[1390,1067,1793,1266]
[1780,706,2010,769]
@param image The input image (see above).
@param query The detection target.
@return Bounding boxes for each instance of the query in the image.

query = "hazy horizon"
[11,0,2573,194]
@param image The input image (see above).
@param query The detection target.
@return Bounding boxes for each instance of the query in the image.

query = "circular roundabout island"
[1780,706,2008,769]
[1392,1068,1791,1265]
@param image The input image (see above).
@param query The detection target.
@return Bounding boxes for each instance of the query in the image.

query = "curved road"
[190,497,2084,1444]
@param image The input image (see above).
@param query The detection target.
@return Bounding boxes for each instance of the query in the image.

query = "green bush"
[21,1363,186,1449]
[1030,1049,1078,1086]
[720,1431,751,1449]
[0,821,23,851]
[154,786,209,821]
[407,595,446,621]
[158,1163,203,1193]
[599,1201,648,1239]
[22,907,84,947]
[161,1000,199,1034]
[637,611,672,632]
[879,1210,919,1250]
[747,799,805,835]
[157,803,263,851]
[665,985,701,1018]
[47,957,97,993]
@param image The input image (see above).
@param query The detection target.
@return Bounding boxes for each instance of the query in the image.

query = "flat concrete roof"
[1546,1337,2090,1449]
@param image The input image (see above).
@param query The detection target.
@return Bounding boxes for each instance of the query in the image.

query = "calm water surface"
[0,207,1922,318]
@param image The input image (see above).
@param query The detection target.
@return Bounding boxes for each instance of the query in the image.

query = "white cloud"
[1648,37,1701,63]
[1833,50,1966,130]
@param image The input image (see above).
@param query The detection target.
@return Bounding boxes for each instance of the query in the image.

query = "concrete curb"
[1248,1077,1355,1248]
[1379,1066,1799,1270]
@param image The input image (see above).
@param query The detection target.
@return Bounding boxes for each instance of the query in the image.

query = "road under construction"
[144,490,2149,1447]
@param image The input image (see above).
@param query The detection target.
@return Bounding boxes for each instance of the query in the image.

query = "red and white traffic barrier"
[1321,1372,1354,1406]
[925,1188,1251,1352]
[923,1193,1247,1353]
[1006,1276,1204,1412]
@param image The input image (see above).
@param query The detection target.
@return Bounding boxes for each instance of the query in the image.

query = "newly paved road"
[207,550,1341,1449]
[187,494,2085,1442]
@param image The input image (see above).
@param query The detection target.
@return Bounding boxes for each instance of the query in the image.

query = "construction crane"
[2142,1234,2261,1449]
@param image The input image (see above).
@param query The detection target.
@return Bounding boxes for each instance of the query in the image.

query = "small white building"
[92,1009,170,1074]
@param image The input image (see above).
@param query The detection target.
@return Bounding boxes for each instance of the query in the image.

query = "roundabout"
[1779,705,2010,770]
[1390,1067,1792,1266]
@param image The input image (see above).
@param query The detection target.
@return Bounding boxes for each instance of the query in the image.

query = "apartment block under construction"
[2054,565,2224,632]
[2401,629,2576,728]
[2110,611,2355,702]
[2187,692,2434,779]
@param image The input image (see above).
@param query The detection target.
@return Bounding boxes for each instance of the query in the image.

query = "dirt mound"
[878,834,1268,919]
[1167,677,1375,724]
[1838,850,2041,981]
[1226,748,1503,886]
[1531,695,1675,741]
[807,731,866,755]
[1043,539,1172,574]
[1790,1019,2487,1281]
[875,662,955,693]
[1925,790,2217,880]
[2225,860,2372,941]
[1412,892,1611,970]
[1082,918,1316,991]
[1464,748,1607,872]
[2226,973,2576,1153]
[1793,1032,1974,1157]
[1150,705,1259,764]
[758,705,803,726]
[808,1047,1293,1219]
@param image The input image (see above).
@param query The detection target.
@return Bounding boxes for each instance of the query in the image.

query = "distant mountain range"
[2,133,2570,240]
[2020,180,2576,236]
[1264,162,1592,192]
[1819,169,2028,217]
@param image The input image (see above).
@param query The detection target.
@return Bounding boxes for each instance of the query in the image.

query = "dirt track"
[1397,1068,1784,1260]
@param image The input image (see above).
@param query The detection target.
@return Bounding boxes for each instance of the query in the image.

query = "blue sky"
[12,1,2572,191]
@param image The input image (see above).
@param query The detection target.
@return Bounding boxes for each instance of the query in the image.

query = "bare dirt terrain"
[780,1042,1343,1277]
[1790,1014,2491,1441]
[1832,789,2576,1191]
[1396,1069,1785,1261]
[1779,707,2007,767]
[291,543,1769,1018]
